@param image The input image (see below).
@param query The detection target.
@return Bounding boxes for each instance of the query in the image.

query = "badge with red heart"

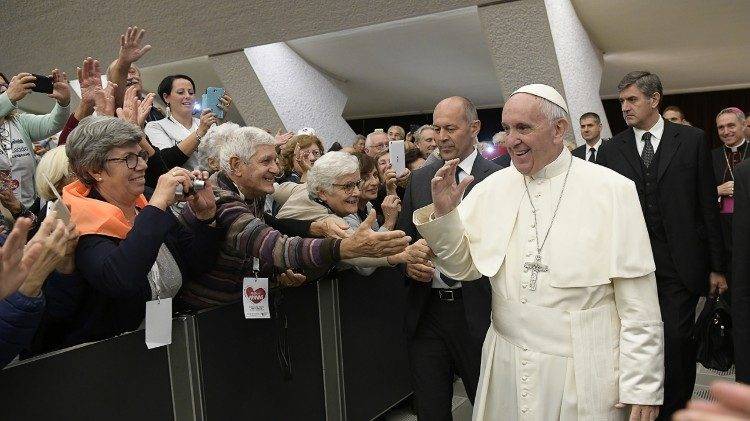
[245,286,266,304]
[242,277,270,319]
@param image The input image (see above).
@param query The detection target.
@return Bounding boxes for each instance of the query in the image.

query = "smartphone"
[389,140,406,177]
[31,74,54,94]
[201,87,225,119]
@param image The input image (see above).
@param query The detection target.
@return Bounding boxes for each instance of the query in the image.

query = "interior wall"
[1,0,493,76]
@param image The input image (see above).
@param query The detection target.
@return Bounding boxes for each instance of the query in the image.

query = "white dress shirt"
[144,115,201,169]
[432,148,478,289]
[585,138,602,161]
[633,116,665,155]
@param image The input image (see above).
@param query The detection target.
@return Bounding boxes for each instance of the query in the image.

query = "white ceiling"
[572,0,750,98]
[287,7,503,119]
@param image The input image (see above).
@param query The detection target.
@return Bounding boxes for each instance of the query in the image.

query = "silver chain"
[523,156,574,256]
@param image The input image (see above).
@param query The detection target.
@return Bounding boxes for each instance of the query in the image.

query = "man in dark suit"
[397,96,501,420]
[597,71,726,419]
[712,107,749,287]
[733,160,750,384]
[572,112,605,162]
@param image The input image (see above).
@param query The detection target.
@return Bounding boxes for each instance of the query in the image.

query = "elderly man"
[598,71,725,418]
[414,85,664,420]
[177,127,411,310]
[712,107,749,293]
[388,125,405,141]
[364,130,389,158]
[413,124,437,157]
[397,96,500,420]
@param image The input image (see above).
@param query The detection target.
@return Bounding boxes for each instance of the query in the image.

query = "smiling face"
[318,172,361,216]
[94,143,148,201]
[502,93,567,175]
[163,78,195,116]
[297,143,323,171]
[433,98,479,162]
[359,168,380,202]
[717,113,745,148]
[376,153,391,179]
[232,144,280,198]
[416,128,437,155]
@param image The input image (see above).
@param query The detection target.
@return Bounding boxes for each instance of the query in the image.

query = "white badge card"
[145,298,173,349]
[389,140,406,177]
[43,174,71,224]
[243,277,270,319]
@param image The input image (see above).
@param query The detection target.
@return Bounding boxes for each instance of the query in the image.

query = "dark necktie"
[454,167,462,185]
[641,132,654,168]
[588,148,596,162]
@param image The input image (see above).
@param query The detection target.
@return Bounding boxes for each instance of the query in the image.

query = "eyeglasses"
[105,150,149,170]
[303,149,322,158]
[331,180,362,194]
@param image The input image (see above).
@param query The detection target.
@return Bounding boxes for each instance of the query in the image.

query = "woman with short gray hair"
[276,151,426,276]
[178,130,412,310]
[56,115,219,347]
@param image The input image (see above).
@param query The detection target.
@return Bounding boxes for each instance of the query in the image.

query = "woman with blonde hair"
[35,146,75,203]
[278,134,324,184]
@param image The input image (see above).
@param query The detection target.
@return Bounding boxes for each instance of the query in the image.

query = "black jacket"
[733,160,750,383]
[396,154,502,342]
[42,193,219,349]
[597,120,724,294]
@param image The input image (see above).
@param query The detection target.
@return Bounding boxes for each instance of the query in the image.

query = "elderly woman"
[275,151,422,275]
[177,128,409,310]
[0,70,70,221]
[278,134,324,184]
[144,74,230,170]
[57,116,219,346]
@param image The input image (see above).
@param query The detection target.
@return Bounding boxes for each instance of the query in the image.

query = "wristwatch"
[11,204,37,226]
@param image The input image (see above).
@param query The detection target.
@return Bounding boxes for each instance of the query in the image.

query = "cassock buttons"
[520,297,528,304]
[521,407,528,413]
[522,391,528,397]
[521,360,528,366]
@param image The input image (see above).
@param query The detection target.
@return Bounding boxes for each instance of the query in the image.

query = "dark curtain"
[603,88,750,148]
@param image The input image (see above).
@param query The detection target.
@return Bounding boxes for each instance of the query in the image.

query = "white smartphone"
[389,140,406,177]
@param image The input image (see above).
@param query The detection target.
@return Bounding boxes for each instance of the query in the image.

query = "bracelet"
[195,131,204,142]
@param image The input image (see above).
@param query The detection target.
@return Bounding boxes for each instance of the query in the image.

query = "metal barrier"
[0,268,412,421]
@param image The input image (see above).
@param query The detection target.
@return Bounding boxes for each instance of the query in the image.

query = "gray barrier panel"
[0,330,173,421]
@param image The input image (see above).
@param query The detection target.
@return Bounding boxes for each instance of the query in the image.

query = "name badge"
[243,277,270,319]
[145,298,173,349]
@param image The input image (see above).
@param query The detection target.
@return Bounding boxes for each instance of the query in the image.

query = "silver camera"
[175,179,206,201]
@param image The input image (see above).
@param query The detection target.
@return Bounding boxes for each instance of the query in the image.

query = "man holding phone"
[0,70,71,221]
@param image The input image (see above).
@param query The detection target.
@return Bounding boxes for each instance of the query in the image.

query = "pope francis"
[413,84,664,421]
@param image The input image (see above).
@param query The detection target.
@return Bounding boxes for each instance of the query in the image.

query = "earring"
[165,105,171,118]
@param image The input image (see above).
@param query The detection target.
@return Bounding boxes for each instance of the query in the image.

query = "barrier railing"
[0,267,412,421]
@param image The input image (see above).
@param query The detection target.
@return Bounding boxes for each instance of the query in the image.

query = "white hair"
[537,97,569,133]
[365,130,388,147]
[196,122,240,171]
[219,126,276,172]
[306,151,359,199]
[491,131,507,145]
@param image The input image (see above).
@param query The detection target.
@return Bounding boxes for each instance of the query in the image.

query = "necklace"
[522,156,574,291]
[723,142,748,182]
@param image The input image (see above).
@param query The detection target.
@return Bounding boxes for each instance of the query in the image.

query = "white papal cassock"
[414,148,664,420]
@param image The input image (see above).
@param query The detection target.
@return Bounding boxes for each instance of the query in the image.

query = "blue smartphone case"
[201,87,225,119]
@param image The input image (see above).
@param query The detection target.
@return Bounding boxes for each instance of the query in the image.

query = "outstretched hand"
[0,218,41,299]
[431,158,473,218]
[339,210,411,259]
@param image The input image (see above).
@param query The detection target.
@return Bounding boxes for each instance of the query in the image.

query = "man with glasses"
[364,130,389,158]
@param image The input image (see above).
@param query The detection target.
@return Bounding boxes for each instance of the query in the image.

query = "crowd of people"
[1,24,749,421]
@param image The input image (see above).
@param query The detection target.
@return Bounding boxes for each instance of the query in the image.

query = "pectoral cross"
[523,254,548,291]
